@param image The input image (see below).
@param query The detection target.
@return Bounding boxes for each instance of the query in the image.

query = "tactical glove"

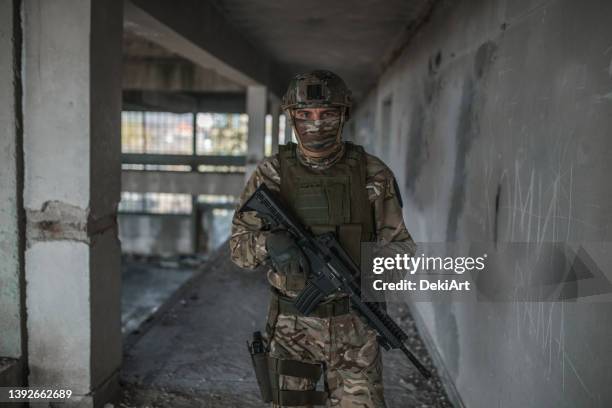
[265,229,310,291]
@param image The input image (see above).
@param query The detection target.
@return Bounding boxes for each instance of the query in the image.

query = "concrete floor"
[121,258,199,335]
[118,247,452,407]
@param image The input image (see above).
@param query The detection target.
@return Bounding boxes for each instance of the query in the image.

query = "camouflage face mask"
[294,116,342,153]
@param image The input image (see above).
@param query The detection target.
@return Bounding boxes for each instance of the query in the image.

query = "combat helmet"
[281,70,353,118]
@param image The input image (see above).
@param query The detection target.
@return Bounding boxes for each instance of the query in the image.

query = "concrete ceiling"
[123,0,435,103]
[209,0,435,99]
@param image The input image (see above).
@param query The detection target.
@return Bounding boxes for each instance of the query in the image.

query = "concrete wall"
[119,214,193,255]
[353,0,612,406]
[119,211,233,255]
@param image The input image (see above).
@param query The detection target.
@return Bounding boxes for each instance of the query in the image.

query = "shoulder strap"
[278,142,297,205]
[342,142,365,164]
[342,142,367,185]
[278,142,297,160]
[346,142,373,240]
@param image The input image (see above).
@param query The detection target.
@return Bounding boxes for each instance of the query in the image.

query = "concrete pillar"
[22,0,123,406]
[270,99,280,155]
[0,0,26,386]
[191,112,199,253]
[246,85,267,178]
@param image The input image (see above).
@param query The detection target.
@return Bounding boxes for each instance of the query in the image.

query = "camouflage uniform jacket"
[230,142,416,296]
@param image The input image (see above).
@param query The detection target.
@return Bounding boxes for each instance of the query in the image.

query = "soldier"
[230,70,416,407]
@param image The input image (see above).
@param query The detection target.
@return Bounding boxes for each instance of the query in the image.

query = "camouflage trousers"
[269,312,386,408]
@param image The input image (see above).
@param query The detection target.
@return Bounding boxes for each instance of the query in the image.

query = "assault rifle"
[238,183,432,378]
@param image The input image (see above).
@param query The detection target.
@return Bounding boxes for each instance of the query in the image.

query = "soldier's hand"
[265,229,310,280]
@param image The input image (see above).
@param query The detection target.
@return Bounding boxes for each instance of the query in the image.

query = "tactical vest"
[278,142,374,290]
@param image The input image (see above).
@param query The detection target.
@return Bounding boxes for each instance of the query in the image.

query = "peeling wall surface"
[353,0,612,406]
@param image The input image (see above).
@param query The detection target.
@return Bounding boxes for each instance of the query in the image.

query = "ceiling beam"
[122,90,246,113]
[123,56,244,93]
[124,0,287,97]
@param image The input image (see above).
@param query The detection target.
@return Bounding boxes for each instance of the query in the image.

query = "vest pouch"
[293,176,351,227]
[294,181,329,225]
[337,224,363,266]
[324,181,350,225]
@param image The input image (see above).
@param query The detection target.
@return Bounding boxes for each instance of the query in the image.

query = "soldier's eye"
[322,110,339,118]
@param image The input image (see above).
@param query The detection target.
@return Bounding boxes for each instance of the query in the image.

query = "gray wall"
[118,211,233,255]
[119,214,193,255]
[352,0,612,407]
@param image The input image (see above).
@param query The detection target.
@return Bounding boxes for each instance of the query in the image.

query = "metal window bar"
[119,192,192,215]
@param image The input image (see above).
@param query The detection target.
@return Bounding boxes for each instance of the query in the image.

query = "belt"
[273,290,351,318]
